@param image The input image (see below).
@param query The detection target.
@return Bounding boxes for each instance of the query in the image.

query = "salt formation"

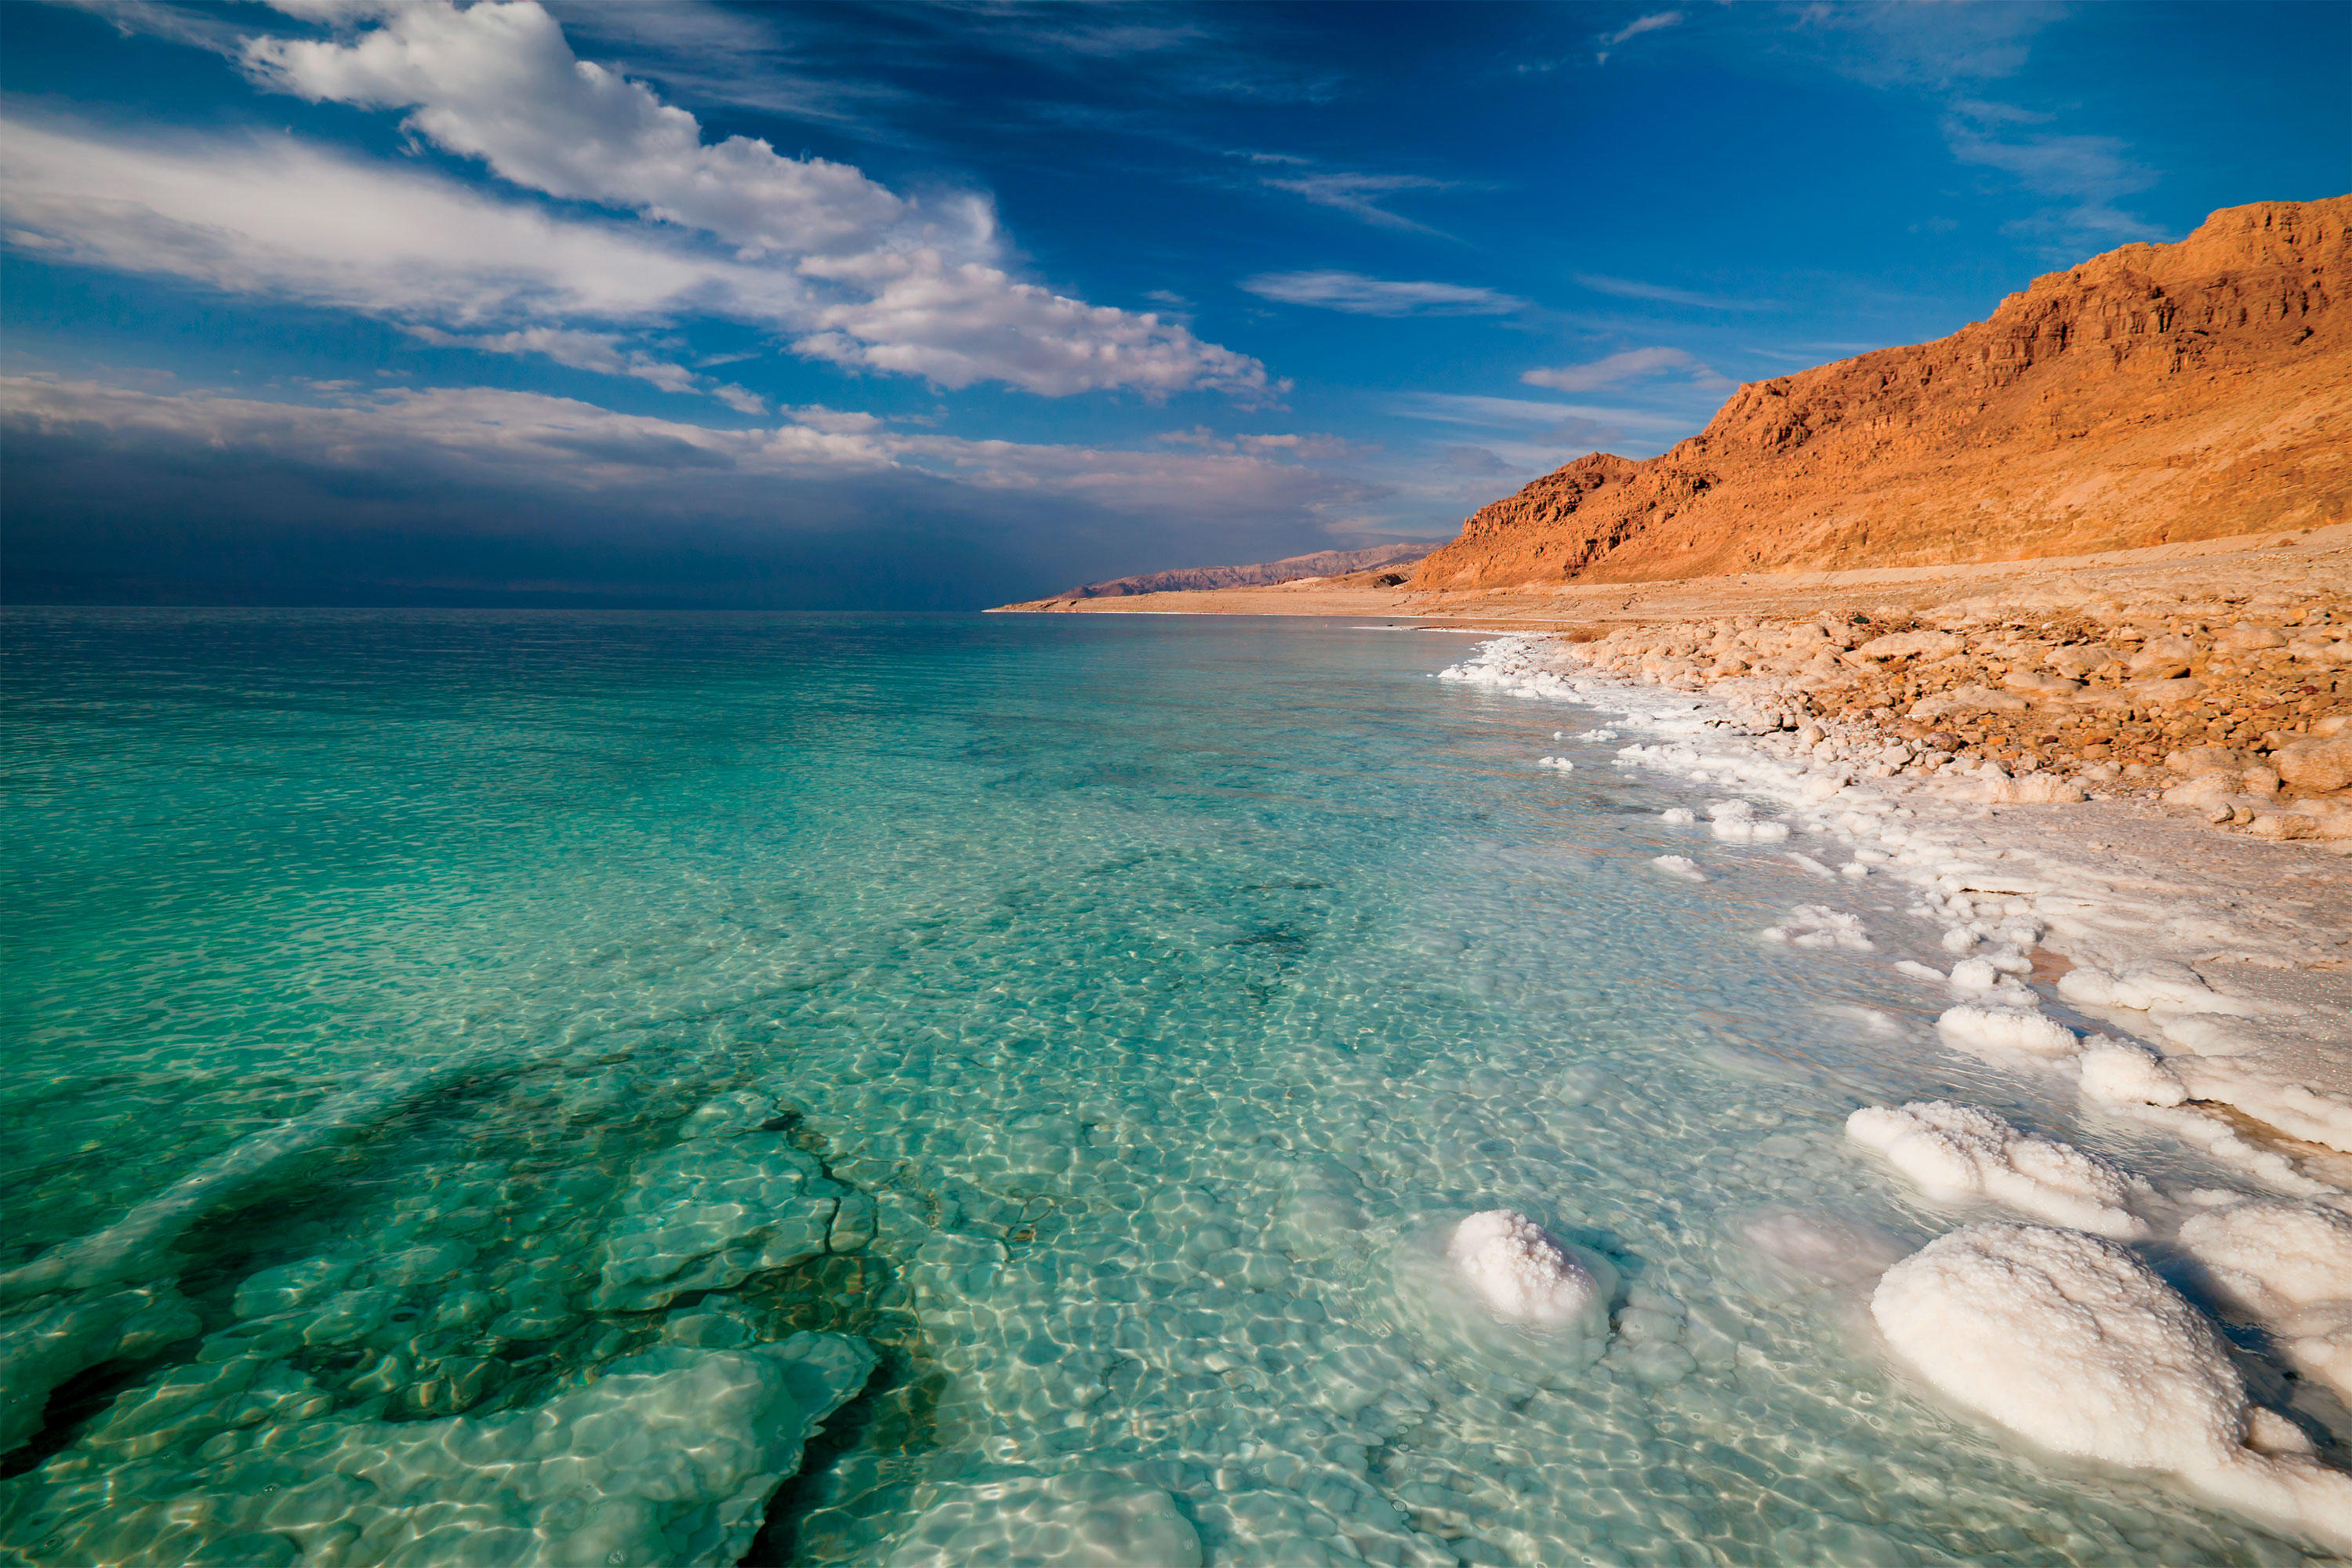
[8,1333,875,1568]
[885,1470,1204,1568]
[1706,799,1790,841]
[2179,1200,2352,1403]
[1658,807,1696,825]
[1845,1102,2151,1238]
[1537,754,1576,771]
[1650,855,1707,882]
[1446,1209,1602,1327]
[2077,1038,2189,1109]
[1934,1004,2078,1057]
[1875,1224,2352,1552]
[1760,905,1873,950]
[593,1094,873,1311]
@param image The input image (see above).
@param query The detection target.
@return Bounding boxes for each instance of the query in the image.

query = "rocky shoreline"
[1538,575,2351,846]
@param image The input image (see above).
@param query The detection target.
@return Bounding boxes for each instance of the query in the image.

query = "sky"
[2,1,2346,608]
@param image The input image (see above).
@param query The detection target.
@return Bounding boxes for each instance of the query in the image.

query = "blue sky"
[3,1,2345,607]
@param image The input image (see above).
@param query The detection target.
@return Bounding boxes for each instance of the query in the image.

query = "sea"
[0,608,2316,1567]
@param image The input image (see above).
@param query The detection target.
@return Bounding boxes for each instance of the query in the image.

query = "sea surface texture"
[0,610,2325,1567]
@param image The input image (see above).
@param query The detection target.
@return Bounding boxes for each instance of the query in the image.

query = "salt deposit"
[1650,855,1707,882]
[1845,1101,2151,1238]
[1935,1004,2080,1057]
[1445,1209,1602,1327]
[1760,904,1873,950]
[1874,1223,2352,1552]
[2178,1200,2352,1403]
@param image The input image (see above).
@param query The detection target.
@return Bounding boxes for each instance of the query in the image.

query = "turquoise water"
[0,610,2326,1566]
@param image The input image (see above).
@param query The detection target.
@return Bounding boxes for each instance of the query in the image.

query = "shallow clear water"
[0,609,2326,1566]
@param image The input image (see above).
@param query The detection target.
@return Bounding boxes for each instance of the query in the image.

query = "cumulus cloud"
[1241,270,1524,316]
[1521,346,1725,392]
[3,1,1269,400]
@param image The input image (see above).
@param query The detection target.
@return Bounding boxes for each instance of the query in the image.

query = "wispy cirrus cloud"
[1258,170,1458,234]
[1242,271,1525,316]
[1521,346,1726,393]
[1572,273,1781,311]
[1941,101,2164,249]
[1595,10,1682,63]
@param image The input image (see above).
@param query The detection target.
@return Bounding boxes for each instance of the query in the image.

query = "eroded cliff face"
[1410,198,2351,591]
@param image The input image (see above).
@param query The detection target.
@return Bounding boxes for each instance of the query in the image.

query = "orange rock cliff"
[1410,197,2351,591]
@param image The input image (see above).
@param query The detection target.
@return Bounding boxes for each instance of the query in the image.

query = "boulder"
[2126,635,2198,679]
[1911,684,2031,720]
[2274,736,2352,793]
[1857,630,1964,661]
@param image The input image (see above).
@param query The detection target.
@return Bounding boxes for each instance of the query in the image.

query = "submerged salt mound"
[1874,1223,2352,1552]
[886,1470,1203,1568]
[1846,1102,2151,1239]
[1761,904,1873,951]
[9,1331,877,1568]
[1388,1210,1617,1393]
[1448,1210,1601,1326]
[2179,1201,2352,1403]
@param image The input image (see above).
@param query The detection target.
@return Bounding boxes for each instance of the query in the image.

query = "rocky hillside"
[1062,540,1442,597]
[1412,197,2351,590]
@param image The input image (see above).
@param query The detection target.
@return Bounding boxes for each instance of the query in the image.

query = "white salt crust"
[1873,1224,2352,1553]
[1650,855,1708,883]
[2178,1201,2352,1403]
[1935,1004,2081,1058]
[1446,1210,1602,1327]
[1846,1102,2151,1239]
[1760,905,1873,951]
[1440,633,2352,1546]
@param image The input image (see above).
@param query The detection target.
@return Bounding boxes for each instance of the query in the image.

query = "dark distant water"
[0,609,2299,1566]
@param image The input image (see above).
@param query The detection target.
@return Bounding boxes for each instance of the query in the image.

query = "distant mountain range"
[1059,540,1445,597]
[1412,195,2350,590]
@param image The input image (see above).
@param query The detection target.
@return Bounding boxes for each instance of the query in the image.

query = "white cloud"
[1595,10,1682,62]
[1258,171,1455,234]
[1241,270,1524,317]
[1522,346,1725,392]
[1943,105,2164,248]
[0,373,1355,521]
[5,1,1269,400]
[1392,391,1694,434]
[1570,273,1780,311]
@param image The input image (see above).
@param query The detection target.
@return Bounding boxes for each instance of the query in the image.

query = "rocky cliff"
[1411,197,2351,590]
[1062,539,1443,597]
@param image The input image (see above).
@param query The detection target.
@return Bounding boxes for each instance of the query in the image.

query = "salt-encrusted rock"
[2178,1201,2352,1402]
[2077,1039,2189,1108]
[1446,1210,1602,1326]
[1846,1102,2150,1237]
[1936,1004,2078,1057]
[1874,1223,2352,1552]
